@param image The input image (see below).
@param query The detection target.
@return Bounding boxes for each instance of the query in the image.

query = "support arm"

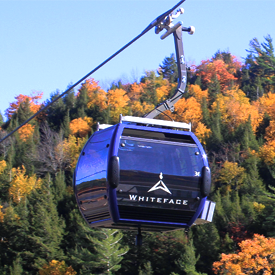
[144,11,194,119]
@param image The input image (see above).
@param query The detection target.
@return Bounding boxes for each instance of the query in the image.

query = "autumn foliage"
[39,260,76,275]
[69,117,92,137]
[5,91,43,118]
[196,55,241,91]
[2,40,275,274]
[9,165,41,203]
[213,234,275,275]
[18,123,35,142]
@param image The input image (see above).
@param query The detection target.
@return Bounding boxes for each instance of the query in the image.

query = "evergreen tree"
[0,112,4,126]
[46,91,67,131]
[158,54,178,83]
[242,35,275,99]
[9,257,23,275]
[192,224,220,274]
[208,74,221,104]
[91,229,129,274]
[138,262,154,275]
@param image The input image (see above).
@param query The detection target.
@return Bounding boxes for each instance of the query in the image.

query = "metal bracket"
[144,7,195,119]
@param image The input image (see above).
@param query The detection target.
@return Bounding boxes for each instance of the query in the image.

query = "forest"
[1,35,275,275]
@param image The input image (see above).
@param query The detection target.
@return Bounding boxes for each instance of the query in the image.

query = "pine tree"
[46,91,67,131]
[9,257,23,275]
[158,54,178,83]
[242,35,275,99]
[0,112,4,126]
[91,229,129,274]
[175,238,206,275]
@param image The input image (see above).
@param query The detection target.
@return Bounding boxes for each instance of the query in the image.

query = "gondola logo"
[147,172,172,194]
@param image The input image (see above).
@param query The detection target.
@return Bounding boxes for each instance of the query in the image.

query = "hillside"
[1,35,275,275]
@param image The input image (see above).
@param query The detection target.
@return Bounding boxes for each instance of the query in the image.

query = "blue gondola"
[73,2,215,238]
[74,116,215,232]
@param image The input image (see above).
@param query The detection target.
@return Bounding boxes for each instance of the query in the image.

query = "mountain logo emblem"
[148,173,172,194]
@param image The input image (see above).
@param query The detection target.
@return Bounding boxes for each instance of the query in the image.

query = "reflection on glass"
[118,137,203,177]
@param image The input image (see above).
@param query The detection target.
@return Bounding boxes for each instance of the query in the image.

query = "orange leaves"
[189,84,209,103]
[195,122,211,145]
[107,88,129,109]
[18,123,35,142]
[213,234,275,275]
[9,165,41,204]
[197,59,238,91]
[82,78,108,110]
[212,88,263,132]
[69,117,93,137]
[259,91,275,119]
[107,88,130,121]
[127,82,145,101]
[259,121,275,165]
[172,97,202,129]
[5,91,43,118]
[39,260,77,275]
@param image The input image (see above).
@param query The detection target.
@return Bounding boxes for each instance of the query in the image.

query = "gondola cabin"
[73,116,215,232]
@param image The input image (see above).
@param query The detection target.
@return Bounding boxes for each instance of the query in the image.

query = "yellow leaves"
[253,202,265,213]
[259,139,275,165]
[81,78,108,110]
[70,117,93,137]
[189,84,209,103]
[259,121,275,165]
[0,205,20,223]
[265,120,275,142]
[218,161,245,193]
[213,234,275,275]
[0,160,7,174]
[195,122,211,145]
[62,135,87,169]
[156,85,170,102]
[18,123,35,142]
[107,88,129,109]
[107,88,130,121]
[39,260,77,275]
[131,101,155,117]
[212,88,263,132]
[172,97,202,129]
[9,165,41,204]
[259,92,275,119]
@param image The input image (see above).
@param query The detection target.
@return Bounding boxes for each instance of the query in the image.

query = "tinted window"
[118,136,204,177]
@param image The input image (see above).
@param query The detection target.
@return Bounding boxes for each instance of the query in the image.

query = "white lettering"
[129,195,137,200]
[128,194,188,206]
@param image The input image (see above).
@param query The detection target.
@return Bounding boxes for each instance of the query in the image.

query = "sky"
[1,0,275,120]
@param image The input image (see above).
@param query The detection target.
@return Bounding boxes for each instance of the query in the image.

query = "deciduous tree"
[213,234,275,275]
